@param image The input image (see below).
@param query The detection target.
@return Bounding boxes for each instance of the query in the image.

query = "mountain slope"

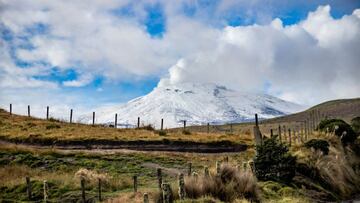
[79,83,305,128]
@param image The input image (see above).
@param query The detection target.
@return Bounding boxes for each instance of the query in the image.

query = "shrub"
[183,164,260,202]
[300,138,360,199]
[253,136,296,183]
[317,119,357,144]
[304,139,330,155]
[351,117,360,134]
[318,119,345,131]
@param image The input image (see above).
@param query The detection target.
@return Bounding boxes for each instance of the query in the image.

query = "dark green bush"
[253,136,296,183]
[304,139,330,155]
[318,119,357,144]
[351,117,360,134]
[318,119,346,131]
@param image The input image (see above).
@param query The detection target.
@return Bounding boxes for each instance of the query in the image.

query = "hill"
[183,98,360,135]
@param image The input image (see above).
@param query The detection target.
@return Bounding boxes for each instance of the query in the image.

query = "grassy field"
[0,102,359,202]
[0,109,253,146]
[185,98,360,134]
[0,141,315,203]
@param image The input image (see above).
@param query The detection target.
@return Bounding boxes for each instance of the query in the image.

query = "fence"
[6,103,326,136]
[21,158,251,203]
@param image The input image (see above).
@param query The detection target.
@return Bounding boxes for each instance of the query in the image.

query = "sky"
[0,0,360,119]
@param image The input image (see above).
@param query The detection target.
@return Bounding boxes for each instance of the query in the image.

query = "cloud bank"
[0,1,359,119]
[159,5,360,104]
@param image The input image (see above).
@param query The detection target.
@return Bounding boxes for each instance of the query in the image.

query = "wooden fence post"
[288,129,291,146]
[43,180,48,203]
[230,123,233,133]
[28,105,30,117]
[133,175,138,192]
[161,118,164,130]
[304,120,308,141]
[46,106,49,120]
[188,163,192,176]
[26,177,31,200]
[255,114,259,126]
[98,178,102,201]
[137,117,140,128]
[157,168,162,190]
[115,113,117,128]
[92,112,95,126]
[253,114,262,145]
[204,166,209,177]
[216,161,221,176]
[278,125,282,142]
[162,183,172,203]
[143,193,149,203]
[9,103,12,115]
[178,173,185,200]
[207,123,210,134]
[81,177,86,203]
[70,109,73,123]
[183,120,186,129]
[270,129,273,138]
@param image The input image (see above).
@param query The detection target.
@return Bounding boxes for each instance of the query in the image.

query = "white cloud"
[0,39,58,88]
[0,1,359,108]
[63,73,93,87]
[160,5,360,105]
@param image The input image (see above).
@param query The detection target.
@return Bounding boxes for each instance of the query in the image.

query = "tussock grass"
[183,163,260,202]
[296,136,360,199]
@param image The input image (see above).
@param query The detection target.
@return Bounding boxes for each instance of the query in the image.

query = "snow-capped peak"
[79,83,305,128]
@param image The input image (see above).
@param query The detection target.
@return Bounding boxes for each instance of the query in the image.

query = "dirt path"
[0,139,248,154]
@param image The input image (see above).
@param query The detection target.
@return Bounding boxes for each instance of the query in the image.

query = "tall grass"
[298,136,360,199]
[184,164,260,202]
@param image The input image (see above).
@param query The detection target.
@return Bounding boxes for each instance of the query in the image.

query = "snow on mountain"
[78,83,305,128]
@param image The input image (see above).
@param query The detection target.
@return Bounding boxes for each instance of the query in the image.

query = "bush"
[317,119,357,144]
[351,117,360,135]
[253,136,296,183]
[184,164,259,202]
[304,139,330,155]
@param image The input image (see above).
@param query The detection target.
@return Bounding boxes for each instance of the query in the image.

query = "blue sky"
[0,0,360,117]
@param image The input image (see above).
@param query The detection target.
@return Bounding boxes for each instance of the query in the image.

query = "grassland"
[185,98,360,134]
[0,103,359,202]
[0,109,253,147]
[0,142,313,203]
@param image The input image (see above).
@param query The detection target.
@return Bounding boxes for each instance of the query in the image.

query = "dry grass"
[296,136,360,199]
[0,164,76,188]
[183,163,260,202]
[0,109,253,144]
